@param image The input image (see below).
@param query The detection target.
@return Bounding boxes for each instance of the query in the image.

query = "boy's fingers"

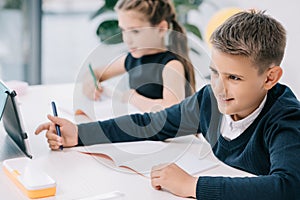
[47,138,62,146]
[151,163,171,190]
[46,131,61,142]
[151,178,162,190]
[49,144,60,150]
[152,163,169,171]
[151,165,162,178]
[47,114,64,126]
[35,122,51,135]
[151,169,163,190]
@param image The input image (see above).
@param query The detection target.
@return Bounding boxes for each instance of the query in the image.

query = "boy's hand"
[151,163,198,198]
[35,115,78,150]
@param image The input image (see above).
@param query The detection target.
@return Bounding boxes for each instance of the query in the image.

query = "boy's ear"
[264,66,282,90]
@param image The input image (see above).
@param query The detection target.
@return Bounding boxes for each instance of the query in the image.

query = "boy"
[35,10,300,199]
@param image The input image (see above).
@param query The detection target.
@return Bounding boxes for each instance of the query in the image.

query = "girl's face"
[117,10,166,58]
[210,48,269,121]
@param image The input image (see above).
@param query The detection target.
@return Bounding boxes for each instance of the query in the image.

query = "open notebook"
[77,135,218,177]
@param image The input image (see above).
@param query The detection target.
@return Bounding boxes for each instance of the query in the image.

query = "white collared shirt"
[220,95,267,141]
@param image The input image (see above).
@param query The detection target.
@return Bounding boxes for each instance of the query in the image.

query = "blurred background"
[0,0,299,97]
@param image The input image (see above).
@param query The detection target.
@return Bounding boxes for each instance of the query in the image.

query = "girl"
[83,0,195,112]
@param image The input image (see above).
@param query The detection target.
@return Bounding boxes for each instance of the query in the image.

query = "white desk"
[0,83,253,200]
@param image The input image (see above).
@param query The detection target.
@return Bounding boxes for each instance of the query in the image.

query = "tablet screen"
[0,81,8,119]
[0,81,32,158]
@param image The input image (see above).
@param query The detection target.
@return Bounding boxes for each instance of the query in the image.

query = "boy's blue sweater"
[78,83,300,200]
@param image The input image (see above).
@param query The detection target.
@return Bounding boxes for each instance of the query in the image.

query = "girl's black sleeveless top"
[125,51,191,99]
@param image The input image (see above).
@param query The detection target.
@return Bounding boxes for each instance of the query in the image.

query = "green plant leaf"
[96,20,123,44]
[104,0,118,8]
[90,7,110,20]
[183,23,202,40]
[3,0,22,9]
[90,0,118,20]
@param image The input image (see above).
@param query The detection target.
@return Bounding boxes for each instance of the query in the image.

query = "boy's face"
[117,10,164,58]
[210,48,268,121]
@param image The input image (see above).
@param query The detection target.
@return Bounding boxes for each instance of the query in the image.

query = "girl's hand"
[82,72,103,101]
[151,163,198,198]
[35,115,78,150]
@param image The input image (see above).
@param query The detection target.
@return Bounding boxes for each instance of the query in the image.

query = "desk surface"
[0,83,253,200]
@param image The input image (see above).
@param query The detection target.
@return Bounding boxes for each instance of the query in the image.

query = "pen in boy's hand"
[88,63,99,90]
[51,101,63,150]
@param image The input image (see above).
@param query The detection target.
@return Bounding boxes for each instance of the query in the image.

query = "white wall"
[42,13,99,84]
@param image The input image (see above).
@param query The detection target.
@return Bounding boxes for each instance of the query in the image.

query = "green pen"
[88,63,99,90]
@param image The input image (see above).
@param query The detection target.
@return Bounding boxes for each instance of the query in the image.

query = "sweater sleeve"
[77,86,210,146]
[196,106,300,200]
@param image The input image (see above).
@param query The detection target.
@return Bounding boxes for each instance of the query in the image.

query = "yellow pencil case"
[3,157,56,199]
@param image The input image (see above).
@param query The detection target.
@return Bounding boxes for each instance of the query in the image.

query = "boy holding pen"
[36,10,300,199]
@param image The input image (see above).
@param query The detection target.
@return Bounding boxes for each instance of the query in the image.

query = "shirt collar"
[224,94,267,132]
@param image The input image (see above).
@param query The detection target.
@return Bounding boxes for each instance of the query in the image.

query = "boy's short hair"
[210,9,286,74]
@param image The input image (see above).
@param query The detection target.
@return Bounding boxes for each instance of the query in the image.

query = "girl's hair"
[210,9,286,74]
[115,0,196,96]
